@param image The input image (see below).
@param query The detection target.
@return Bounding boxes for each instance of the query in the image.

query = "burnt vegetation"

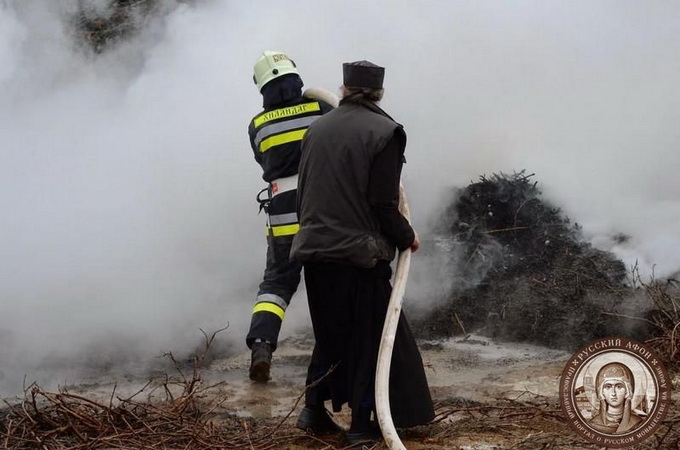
[637,274,680,367]
[414,171,676,357]
[71,0,186,53]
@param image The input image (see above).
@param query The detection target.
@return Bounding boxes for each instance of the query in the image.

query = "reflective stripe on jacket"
[248,98,334,183]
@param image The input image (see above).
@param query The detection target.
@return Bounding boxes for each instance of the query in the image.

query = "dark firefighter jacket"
[248,97,334,183]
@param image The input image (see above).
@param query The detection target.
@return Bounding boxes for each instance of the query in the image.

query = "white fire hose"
[375,184,411,450]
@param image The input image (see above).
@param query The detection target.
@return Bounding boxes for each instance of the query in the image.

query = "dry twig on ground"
[0,329,345,450]
[624,263,680,367]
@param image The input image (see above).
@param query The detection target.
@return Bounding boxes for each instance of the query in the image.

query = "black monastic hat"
[342,60,385,89]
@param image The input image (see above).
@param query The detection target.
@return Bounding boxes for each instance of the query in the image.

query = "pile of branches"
[71,0,171,53]
[415,171,652,350]
[0,381,336,450]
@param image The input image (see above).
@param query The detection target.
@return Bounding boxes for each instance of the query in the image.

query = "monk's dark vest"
[291,101,404,268]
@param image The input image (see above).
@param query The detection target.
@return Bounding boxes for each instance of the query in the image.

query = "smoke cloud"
[1,0,679,395]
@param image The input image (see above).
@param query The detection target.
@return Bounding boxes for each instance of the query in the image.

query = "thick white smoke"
[1,0,679,395]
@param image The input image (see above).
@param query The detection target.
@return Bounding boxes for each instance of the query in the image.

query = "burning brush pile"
[415,171,659,351]
[71,0,178,53]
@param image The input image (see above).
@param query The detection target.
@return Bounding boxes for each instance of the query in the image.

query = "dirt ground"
[53,328,676,450]
[209,331,576,449]
[201,331,568,419]
[5,328,676,449]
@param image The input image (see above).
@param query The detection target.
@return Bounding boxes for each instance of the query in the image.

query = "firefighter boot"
[249,341,273,383]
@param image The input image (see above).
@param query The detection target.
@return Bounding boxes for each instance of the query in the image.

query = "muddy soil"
[10,327,677,449]
[58,329,586,449]
[206,331,569,421]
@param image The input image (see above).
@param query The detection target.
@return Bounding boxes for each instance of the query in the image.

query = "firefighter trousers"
[246,180,301,351]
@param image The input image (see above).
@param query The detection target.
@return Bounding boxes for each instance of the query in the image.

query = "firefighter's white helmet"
[253,50,299,92]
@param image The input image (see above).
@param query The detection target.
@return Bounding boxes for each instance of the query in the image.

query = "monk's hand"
[410,231,421,253]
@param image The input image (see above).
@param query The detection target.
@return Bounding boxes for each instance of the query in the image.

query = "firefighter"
[246,51,334,383]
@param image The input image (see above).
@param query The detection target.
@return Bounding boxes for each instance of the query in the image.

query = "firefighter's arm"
[248,121,263,166]
[303,88,339,108]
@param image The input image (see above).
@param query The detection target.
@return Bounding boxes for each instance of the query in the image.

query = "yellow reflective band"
[253,302,285,320]
[259,129,307,153]
[272,223,300,236]
[254,102,321,128]
[266,223,300,237]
